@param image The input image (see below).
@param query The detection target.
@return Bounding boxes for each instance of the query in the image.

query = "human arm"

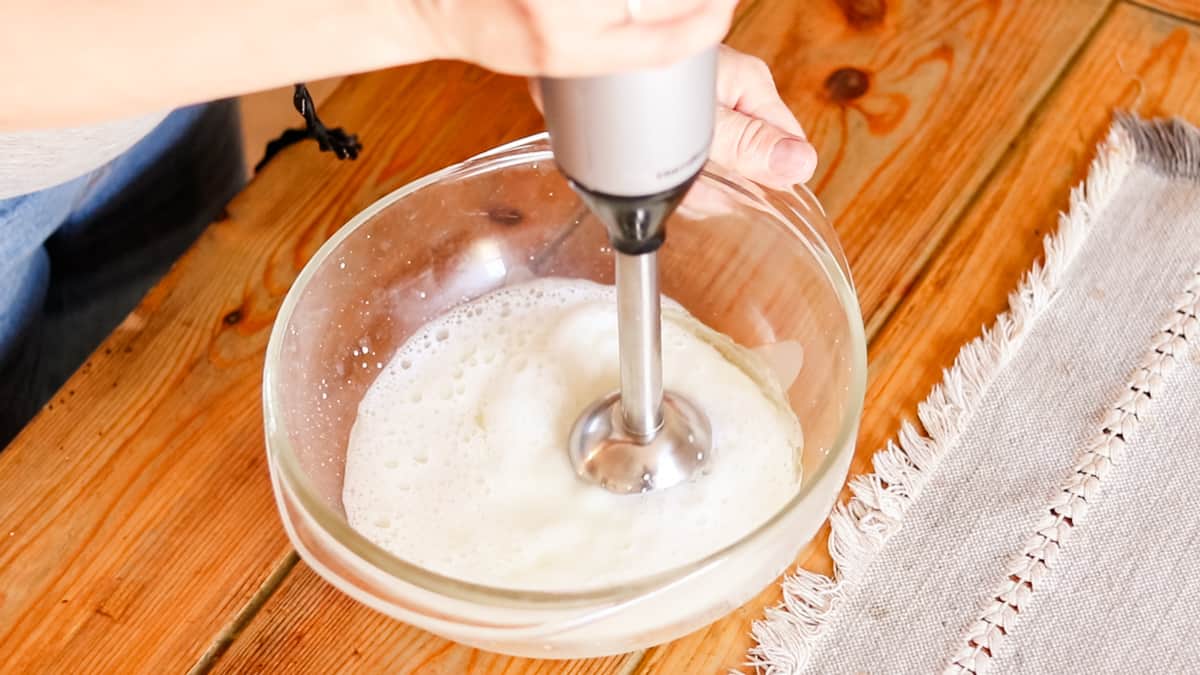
[0,0,737,131]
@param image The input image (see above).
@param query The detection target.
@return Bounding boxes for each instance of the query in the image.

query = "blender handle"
[537,47,717,200]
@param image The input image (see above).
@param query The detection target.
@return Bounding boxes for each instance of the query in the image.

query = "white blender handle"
[537,47,717,199]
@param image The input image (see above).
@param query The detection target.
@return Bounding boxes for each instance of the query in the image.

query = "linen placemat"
[749,115,1200,674]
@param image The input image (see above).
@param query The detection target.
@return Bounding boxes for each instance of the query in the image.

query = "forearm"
[0,0,439,131]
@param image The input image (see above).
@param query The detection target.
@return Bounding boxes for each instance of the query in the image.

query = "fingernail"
[768,138,817,182]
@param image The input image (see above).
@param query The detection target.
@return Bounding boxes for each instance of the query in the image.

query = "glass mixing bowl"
[263,133,866,658]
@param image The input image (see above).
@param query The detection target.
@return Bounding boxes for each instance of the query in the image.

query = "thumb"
[711,106,817,188]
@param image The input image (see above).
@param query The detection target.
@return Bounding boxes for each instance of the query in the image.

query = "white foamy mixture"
[343,278,802,590]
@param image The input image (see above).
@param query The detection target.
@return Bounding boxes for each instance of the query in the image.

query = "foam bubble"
[343,277,802,591]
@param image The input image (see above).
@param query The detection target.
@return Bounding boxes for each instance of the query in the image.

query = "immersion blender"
[539,47,717,494]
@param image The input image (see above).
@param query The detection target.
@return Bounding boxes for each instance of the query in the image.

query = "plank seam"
[189,552,300,674]
[863,0,1120,342]
[619,649,649,675]
[1124,0,1200,28]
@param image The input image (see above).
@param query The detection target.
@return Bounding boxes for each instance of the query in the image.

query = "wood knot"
[223,309,243,325]
[836,0,886,29]
[825,67,871,103]
[487,206,524,226]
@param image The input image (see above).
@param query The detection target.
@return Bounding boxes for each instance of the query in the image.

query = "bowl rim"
[263,132,868,610]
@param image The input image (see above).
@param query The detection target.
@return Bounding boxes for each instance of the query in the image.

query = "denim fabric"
[0,100,246,444]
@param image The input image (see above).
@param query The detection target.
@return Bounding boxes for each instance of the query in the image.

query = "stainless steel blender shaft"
[565,246,712,493]
[615,251,664,438]
[546,47,718,493]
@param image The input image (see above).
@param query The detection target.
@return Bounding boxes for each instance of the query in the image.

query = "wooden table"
[4,1,1200,672]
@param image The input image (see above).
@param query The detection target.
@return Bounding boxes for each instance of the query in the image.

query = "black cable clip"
[255,83,362,172]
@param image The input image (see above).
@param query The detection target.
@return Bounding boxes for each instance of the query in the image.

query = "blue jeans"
[0,101,247,444]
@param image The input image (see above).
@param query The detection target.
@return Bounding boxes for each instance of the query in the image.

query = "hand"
[416,0,738,77]
[529,45,817,189]
[418,2,814,186]
[711,45,816,187]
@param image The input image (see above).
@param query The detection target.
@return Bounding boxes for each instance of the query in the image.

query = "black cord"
[254,83,363,172]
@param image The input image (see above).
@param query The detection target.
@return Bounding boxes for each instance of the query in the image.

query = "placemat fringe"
[746,115,1145,675]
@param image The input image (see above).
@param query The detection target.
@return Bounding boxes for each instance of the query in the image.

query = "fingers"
[527,35,816,187]
[595,0,714,26]
[712,46,816,187]
[531,74,818,187]
[436,0,736,78]
[529,80,818,188]
[711,105,817,188]
[717,44,804,137]
[630,0,738,65]
[555,0,736,76]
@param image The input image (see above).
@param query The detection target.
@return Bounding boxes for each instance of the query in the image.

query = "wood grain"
[727,0,1109,336]
[856,3,1200,480]
[638,3,1200,672]
[0,62,545,671]
[213,562,630,674]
